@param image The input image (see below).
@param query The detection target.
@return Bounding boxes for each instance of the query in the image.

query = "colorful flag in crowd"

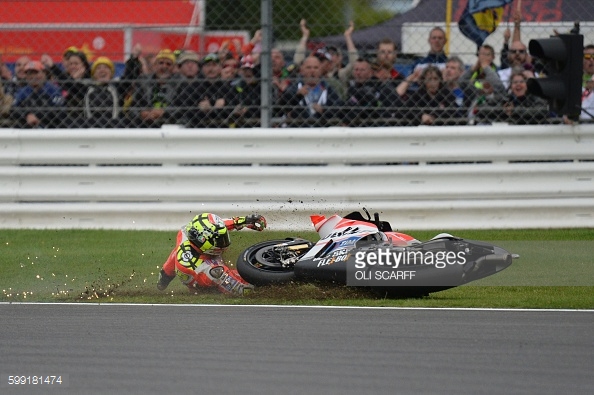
[458,0,514,47]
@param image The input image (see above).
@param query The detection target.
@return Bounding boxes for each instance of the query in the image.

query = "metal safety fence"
[1,0,593,129]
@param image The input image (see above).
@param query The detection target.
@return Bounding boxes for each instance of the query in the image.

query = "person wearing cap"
[176,50,200,79]
[82,56,130,128]
[11,61,65,128]
[172,50,201,124]
[176,52,232,127]
[130,48,183,127]
[199,52,233,126]
[63,46,79,63]
[200,53,221,77]
[277,55,343,127]
[227,55,262,126]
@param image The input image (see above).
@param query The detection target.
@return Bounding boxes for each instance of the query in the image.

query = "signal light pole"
[527,31,583,120]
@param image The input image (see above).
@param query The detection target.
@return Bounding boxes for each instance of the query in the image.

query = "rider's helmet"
[185,213,231,255]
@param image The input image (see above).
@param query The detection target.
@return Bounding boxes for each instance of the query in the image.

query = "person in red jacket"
[157,212,266,296]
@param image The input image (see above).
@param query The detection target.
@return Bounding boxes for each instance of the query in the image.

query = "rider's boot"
[157,269,175,291]
[209,266,254,296]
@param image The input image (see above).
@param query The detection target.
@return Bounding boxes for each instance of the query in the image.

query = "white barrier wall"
[1,124,593,230]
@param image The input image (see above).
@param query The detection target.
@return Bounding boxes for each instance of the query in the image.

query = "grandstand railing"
[1,124,593,230]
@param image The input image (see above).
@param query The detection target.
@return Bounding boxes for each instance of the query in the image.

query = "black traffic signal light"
[527,33,583,118]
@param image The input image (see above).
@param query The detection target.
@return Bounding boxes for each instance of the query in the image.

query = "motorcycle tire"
[236,238,311,286]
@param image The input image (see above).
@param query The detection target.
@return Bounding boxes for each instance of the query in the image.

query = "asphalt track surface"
[1,304,592,395]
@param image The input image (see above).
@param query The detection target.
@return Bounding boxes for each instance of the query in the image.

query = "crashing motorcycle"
[236,209,518,297]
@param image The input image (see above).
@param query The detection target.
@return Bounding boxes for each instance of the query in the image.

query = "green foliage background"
[205,0,396,41]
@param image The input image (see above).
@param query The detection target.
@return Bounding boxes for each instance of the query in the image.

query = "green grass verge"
[1,228,593,308]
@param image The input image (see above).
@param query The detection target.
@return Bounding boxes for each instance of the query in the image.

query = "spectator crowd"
[1,13,593,129]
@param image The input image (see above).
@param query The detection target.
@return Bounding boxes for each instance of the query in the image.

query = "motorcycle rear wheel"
[236,238,311,286]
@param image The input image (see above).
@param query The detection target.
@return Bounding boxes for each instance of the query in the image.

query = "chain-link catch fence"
[1,0,593,128]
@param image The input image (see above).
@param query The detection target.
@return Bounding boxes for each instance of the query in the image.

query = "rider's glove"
[245,213,267,231]
[233,214,267,231]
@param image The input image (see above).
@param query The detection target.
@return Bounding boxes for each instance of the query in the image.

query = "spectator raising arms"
[294,19,360,100]
[499,8,523,70]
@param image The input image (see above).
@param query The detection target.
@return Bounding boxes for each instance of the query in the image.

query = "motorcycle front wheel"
[236,238,312,286]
